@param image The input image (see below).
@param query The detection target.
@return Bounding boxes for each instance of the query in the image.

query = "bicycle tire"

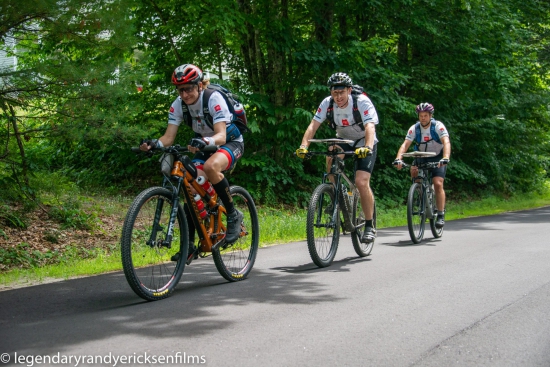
[351,191,376,257]
[429,185,444,238]
[213,186,259,282]
[407,182,426,244]
[121,187,189,301]
[306,183,339,267]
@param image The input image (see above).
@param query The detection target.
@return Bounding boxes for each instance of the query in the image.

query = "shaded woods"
[2,0,549,210]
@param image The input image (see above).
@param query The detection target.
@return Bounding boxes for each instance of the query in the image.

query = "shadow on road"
[0,257,343,355]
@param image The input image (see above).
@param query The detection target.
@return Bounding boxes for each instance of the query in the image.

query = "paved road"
[1,207,549,367]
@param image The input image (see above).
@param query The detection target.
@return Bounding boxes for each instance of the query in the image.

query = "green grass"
[2,184,550,289]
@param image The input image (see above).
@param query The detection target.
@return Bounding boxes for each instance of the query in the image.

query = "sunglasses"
[176,85,197,94]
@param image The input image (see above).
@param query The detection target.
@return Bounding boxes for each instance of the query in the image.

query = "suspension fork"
[147,177,182,248]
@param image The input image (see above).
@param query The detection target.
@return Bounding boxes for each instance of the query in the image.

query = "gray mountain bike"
[301,138,377,268]
[400,151,443,244]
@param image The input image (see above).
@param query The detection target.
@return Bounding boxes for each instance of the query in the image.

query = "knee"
[203,160,216,175]
[433,179,444,191]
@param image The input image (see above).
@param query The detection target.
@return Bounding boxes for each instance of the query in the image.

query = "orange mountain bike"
[121,145,259,301]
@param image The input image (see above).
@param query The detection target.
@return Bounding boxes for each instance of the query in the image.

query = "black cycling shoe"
[435,214,445,229]
[361,227,376,243]
[186,246,199,265]
[224,209,243,244]
[171,245,197,263]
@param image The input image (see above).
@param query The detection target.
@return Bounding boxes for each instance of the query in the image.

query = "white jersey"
[168,91,243,143]
[405,119,449,154]
[313,94,379,145]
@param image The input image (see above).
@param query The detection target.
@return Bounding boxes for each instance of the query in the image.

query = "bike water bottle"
[196,176,216,197]
[194,194,208,219]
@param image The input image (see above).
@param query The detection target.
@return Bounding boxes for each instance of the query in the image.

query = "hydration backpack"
[413,121,442,151]
[326,85,367,131]
[181,84,249,138]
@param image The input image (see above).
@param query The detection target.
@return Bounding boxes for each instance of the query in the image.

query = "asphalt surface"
[1,206,549,367]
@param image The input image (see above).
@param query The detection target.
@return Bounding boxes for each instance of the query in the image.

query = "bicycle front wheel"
[121,187,188,301]
[213,186,259,282]
[351,192,376,257]
[407,183,426,244]
[306,183,339,267]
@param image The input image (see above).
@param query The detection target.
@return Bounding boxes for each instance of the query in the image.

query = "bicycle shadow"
[0,254,345,357]
[272,255,371,274]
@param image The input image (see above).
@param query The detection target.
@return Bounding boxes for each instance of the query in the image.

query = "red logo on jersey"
[408,130,413,135]
[317,108,322,113]
[424,136,430,141]
[364,110,369,116]
[169,107,174,113]
[214,105,221,112]
[342,119,349,126]
[440,128,445,132]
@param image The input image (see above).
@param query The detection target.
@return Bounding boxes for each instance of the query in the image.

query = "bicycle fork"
[148,180,183,249]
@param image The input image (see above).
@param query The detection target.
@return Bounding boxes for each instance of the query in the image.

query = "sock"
[212,178,235,214]
[365,219,373,228]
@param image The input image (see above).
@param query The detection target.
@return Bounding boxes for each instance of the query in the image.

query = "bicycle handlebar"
[395,161,440,169]
[131,144,218,155]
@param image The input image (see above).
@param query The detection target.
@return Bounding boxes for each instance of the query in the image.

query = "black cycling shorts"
[336,142,377,174]
[413,153,447,179]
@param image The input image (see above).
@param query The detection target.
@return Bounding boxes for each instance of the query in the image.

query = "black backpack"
[325,84,367,131]
[181,84,249,137]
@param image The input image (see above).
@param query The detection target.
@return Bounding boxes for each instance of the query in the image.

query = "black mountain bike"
[400,151,443,244]
[120,145,259,301]
[302,138,376,267]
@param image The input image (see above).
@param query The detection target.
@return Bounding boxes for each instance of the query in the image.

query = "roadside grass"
[1,185,550,289]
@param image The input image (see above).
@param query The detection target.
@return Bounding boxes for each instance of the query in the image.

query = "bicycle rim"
[351,191,374,257]
[121,187,188,301]
[407,183,425,244]
[306,184,339,267]
[212,186,259,282]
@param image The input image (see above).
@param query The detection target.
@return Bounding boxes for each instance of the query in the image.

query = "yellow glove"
[355,146,371,159]
[296,146,308,159]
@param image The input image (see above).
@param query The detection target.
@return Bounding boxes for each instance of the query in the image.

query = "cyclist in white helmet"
[296,72,380,243]
[393,102,451,228]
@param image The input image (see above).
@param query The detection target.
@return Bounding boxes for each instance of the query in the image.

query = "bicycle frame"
[306,141,361,232]
[409,161,439,220]
[152,147,231,253]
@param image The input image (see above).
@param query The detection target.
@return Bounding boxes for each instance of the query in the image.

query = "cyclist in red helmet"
[296,72,380,244]
[393,102,451,228]
[140,64,244,255]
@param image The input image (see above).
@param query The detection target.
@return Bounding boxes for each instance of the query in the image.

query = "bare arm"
[364,122,375,148]
[441,136,451,158]
[300,119,322,148]
[395,139,413,159]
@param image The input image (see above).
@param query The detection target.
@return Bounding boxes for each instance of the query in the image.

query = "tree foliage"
[1,0,549,208]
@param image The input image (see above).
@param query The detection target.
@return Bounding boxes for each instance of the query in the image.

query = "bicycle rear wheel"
[429,186,444,238]
[351,191,376,257]
[306,183,339,267]
[407,183,426,244]
[121,187,188,301]
[213,186,259,282]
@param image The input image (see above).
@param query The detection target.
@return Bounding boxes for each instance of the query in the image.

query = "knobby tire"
[121,187,189,301]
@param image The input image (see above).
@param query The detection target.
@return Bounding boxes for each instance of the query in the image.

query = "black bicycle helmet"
[327,72,353,88]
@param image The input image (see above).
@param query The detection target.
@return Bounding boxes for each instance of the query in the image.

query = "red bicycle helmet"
[171,64,203,85]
